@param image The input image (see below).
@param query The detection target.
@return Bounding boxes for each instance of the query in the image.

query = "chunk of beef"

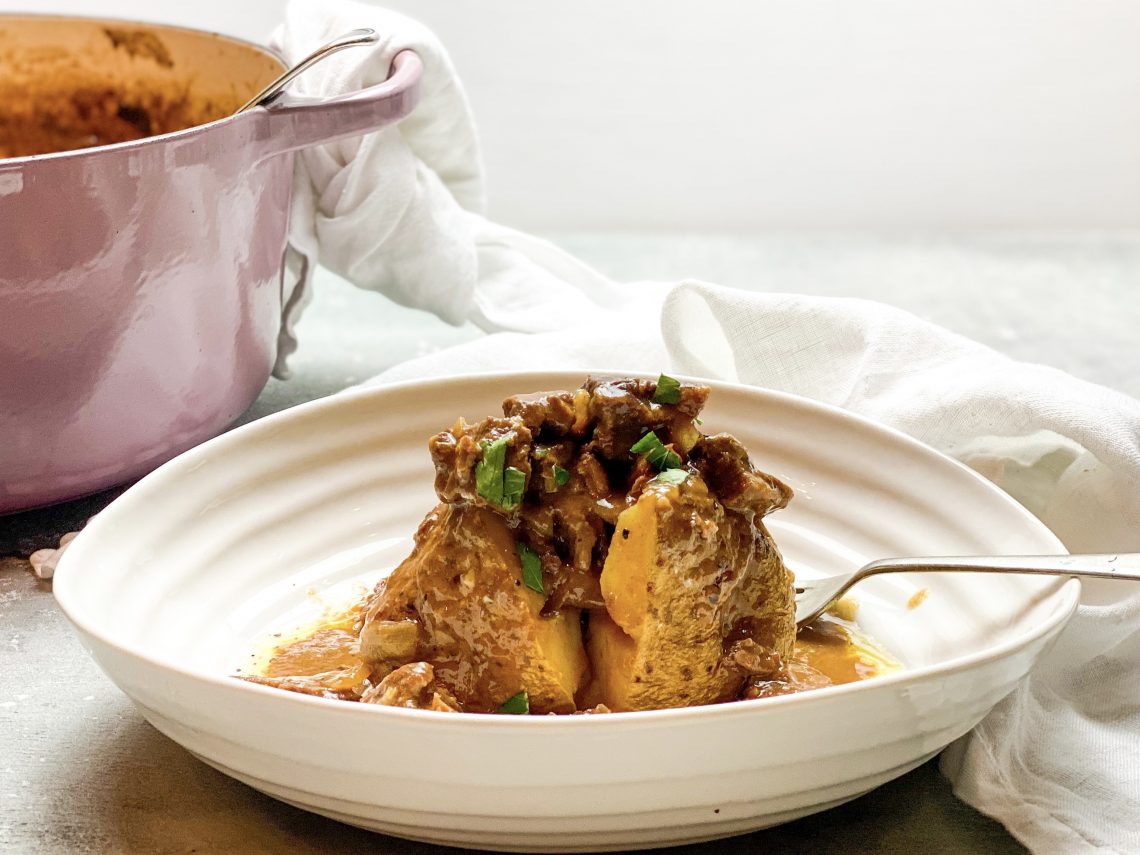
[543,561,606,612]
[690,433,793,517]
[584,377,709,419]
[429,416,533,508]
[502,390,588,438]
[584,377,708,460]
[724,638,785,680]
[529,441,575,495]
[240,673,360,702]
[741,660,833,700]
[361,661,460,711]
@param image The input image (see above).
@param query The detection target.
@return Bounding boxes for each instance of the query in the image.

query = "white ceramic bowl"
[54,372,1079,852]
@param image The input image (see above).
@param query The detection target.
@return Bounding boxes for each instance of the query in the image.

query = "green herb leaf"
[630,430,682,472]
[476,436,508,502]
[498,690,530,715]
[630,430,661,454]
[552,464,570,487]
[516,541,545,594]
[695,417,704,426]
[503,466,526,508]
[652,468,689,486]
[653,373,682,405]
[475,435,525,509]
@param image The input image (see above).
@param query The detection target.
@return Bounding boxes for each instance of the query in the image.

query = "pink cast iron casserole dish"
[0,15,421,513]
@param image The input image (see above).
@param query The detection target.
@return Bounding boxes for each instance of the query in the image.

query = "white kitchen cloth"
[274,2,1140,851]
[269,0,613,378]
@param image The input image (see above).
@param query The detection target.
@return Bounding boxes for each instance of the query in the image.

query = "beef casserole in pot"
[0,15,421,512]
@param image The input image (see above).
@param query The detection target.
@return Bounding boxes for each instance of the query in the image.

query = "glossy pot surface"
[0,16,421,513]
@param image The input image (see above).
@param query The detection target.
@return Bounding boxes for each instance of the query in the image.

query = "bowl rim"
[0,12,287,168]
[54,369,1081,729]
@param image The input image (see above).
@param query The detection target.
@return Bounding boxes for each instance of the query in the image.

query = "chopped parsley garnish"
[498,690,530,714]
[552,464,570,487]
[652,373,682,405]
[630,430,682,471]
[652,468,689,486]
[516,541,545,594]
[476,435,525,509]
[503,466,526,507]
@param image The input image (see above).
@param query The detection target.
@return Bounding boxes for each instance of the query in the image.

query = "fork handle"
[860,553,1140,582]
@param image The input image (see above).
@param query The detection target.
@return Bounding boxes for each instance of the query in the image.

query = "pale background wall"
[4,0,1139,231]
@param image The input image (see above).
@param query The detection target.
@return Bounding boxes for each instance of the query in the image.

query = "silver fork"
[795,552,1140,628]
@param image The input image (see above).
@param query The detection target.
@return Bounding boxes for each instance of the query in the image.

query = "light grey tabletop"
[4,233,1138,854]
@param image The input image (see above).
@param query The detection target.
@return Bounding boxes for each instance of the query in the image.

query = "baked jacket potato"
[353,376,796,713]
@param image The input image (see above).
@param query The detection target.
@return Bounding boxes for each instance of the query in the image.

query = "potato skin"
[590,476,794,711]
[363,504,588,714]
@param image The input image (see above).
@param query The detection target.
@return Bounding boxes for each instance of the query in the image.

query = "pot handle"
[253,49,422,158]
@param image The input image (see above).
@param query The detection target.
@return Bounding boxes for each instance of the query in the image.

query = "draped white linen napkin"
[269,0,612,377]
[273,2,1140,851]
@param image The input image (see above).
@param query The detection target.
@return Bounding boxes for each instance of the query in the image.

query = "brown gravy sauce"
[254,606,900,709]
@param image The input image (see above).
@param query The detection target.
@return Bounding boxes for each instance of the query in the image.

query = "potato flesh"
[599,494,657,640]
[584,611,638,710]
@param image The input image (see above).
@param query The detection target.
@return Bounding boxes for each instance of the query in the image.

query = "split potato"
[590,477,795,711]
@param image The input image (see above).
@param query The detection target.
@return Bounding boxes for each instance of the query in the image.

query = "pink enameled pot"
[0,16,421,513]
